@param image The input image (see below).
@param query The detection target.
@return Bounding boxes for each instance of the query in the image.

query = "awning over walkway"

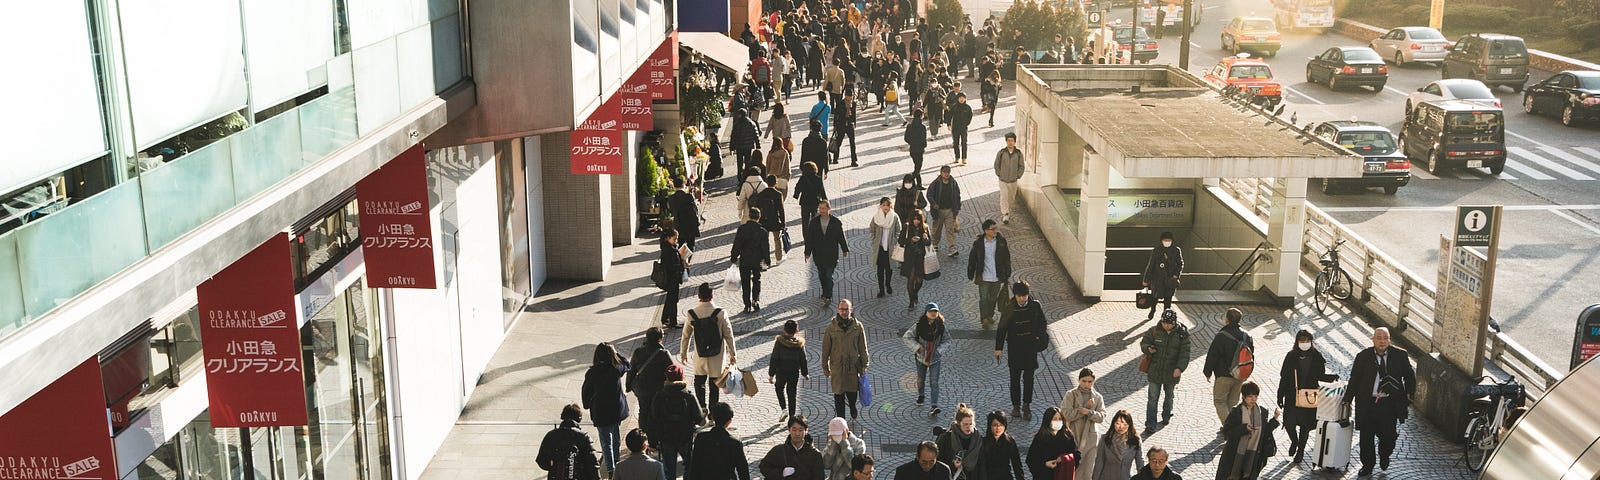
[680,32,749,79]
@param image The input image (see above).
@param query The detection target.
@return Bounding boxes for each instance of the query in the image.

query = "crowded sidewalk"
[418,72,1470,480]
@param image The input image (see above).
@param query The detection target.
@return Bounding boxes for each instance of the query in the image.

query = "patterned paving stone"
[420,77,1476,480]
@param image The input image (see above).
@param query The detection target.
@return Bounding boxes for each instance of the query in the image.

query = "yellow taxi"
[1221,17,1282,57]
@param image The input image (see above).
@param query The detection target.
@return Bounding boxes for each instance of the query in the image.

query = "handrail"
[1218,182,1565,397]
[1222,241,1271,290]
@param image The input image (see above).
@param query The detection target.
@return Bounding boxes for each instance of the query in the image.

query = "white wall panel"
[348,0,460,50]
[523,136,547,292]
[118,0,248,149]
[573,0,602,118]
[353,38,402,134]
[240,0,335,111]
[453,145,504,391]
[391,203,464,480]
[0,1,107,193]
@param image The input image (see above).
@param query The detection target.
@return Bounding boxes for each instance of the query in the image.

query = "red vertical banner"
[358,144,438,288]
[197,235,310,428]
[618,69,655,130]
[647,32,678,101]
[0,358,117,480]
[572,104,625,174]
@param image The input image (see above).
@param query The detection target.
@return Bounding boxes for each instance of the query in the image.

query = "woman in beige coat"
[822,300,870,419]
[1061,368,1108,476]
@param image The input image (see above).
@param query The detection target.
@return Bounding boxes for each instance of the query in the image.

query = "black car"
[1398,99,1506,175]
[1113,26,1158,63]
[1523,70,1600,127]
[1306,47,1388,91]
[1309,121,1410,194]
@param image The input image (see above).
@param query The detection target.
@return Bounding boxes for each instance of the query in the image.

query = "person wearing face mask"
[899,210,934,310]
[978,411,1026,480]
[1277,330,1339,464]
[935,404,984,480]
[1061,368,1107,476]
[1027,406,1081,480]
[1139,310,1191,430]
[1140,232,1183,321]
[824,418,869,480]
[894,174,928,227]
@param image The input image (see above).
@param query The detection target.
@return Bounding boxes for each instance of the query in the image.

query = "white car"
[1369,26,1450,66]
[1406,79,1503,113]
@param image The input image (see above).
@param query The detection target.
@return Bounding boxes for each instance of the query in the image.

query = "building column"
[1035,115,1060,188]
[539,132,615,281]
[1267,177,1307,301]
[1077,150,1110,298]
[611,131,639,245]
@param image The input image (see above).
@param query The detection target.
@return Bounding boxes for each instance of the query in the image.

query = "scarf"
[916,317,945,342]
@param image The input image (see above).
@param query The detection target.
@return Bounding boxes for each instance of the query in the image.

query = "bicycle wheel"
[1331,268,1355,300]
[1313,270,1332,314]
[1464,418,1492,472]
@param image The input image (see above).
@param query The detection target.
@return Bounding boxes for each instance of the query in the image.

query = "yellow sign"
[1429,0,1444,30]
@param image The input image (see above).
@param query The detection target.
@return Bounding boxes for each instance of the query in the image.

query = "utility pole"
[1179,0,1192,69]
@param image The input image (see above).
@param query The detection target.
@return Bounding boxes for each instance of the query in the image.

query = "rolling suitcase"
[1312,418,1354,471]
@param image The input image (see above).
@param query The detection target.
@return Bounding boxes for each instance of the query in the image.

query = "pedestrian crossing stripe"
[1406,147,1600,181]
[1510,147,1593,181]
[1540,147,1600,177]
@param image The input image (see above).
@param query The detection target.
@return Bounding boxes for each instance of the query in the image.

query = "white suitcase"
[1312,419,1354,471]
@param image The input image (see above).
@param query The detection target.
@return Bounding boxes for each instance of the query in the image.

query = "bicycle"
[1312,239,1353,314]
[1462,375,1526,472]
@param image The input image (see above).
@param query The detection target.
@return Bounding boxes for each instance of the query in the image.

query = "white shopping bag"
[1316,382,1350,421]
[723,265,740,291]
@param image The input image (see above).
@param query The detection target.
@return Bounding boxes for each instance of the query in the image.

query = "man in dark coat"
[760,416,827,480]
[947,93,974,164]
[627,328,671,437]
[801,120,831,178]
[893,441,953,480]
[967,220,1012,329]
[1140,310,1191,428]
[731,208,773,313]
[756,174,788,264]
[667,178,701,251]
[803,200,850,302]
[995,281,1049,420]
[904,110,928,186]
[730,109,762,178]
[690,402,751,480]
[538,404,602,480]
[925,166,961,255]
[1342,327,1415,477]
[1142,231,1184,320]
[1204,308,1253,424]
[652,367,703,480]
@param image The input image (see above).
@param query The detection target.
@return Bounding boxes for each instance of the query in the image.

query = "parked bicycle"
[1462,375,1527,472]
[1312,239,1353,314]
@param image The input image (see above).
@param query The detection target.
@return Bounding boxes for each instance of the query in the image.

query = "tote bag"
[922,249,942,279]
[858,373,874,407]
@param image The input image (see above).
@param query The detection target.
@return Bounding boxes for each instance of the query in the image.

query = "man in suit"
[1342,327,1415,478]
[731,208,772,313]
[666,177,700,251]
[803,199,850,303]
[689,402,751,480]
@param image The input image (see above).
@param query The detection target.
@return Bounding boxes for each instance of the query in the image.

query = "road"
[1072,0,1600,369]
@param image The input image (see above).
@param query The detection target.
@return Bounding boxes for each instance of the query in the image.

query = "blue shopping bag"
[858,373,873,407]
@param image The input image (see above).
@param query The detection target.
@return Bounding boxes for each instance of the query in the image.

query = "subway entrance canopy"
[1010,64,1361,303]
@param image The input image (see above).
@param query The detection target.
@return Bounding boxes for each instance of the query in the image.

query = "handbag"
[890,244,905,262]
[1135,288,1155,309]
[1294,371,1324,408]
[1139,352,1152,373]
[741,370,760,397]
[858,373,874,407]
[828,130,843,154]
[650,261,668,291]
[781,228,793,251]
[783,137,795,152]
[922,248,942,279]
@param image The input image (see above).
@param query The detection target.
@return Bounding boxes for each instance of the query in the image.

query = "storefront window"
[293,197,361,289]
[302,279,388,480]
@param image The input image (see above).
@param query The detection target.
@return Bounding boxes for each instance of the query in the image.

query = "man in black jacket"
[756,175,788,265]
[803,200,850,303]
[967,220,1012,329]
[732,208,773,313]
[1203,308,1253,424]
[690,402,751,480]
[893,442,952,480]
[904,110,928,187]
[995,281,1049,420]
[538,404,601,480]
[653,366,703,480]
[731,108,762,178]
[627,328,670,437]
[802,121,830,179]
[667,177,701,251]
[1343,327,1415,477]
[926,166,961,257]
[947,93,974,165]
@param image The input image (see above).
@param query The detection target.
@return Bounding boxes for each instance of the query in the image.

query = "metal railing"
[1217,182,1564,396]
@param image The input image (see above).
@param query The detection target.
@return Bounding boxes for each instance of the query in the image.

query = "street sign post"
[1455,205,1494,247]
[1465,205,1501,377]
[1571,304,1600,371]
[1436,206,1502,376]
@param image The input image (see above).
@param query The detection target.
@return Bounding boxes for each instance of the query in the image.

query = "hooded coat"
[822,315,870,393]
[769,333,811,378]
[1139,323,1191,385]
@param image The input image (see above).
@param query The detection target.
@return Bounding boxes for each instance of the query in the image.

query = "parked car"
[1406,79,1501,113]
[1306,46,1388,91]
[1398,99,1506,175]
[1202,54,1282,108]
[1523,70,1600,127]
[1113,26,1158,63]
[1441,33,1530,92]
[1368,26,1450,66]
[1221,17,1281,57]
[1309,121,1410,194]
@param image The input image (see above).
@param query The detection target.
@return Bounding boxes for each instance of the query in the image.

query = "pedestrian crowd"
[540,2,1418,480]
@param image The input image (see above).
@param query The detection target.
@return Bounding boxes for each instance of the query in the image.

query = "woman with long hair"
[1029,406,1082,480]
[1090,410,1143,480]
[900,209,932,310]
[979,411,1027,480]
[903,303,948,415]
[935,403,984,480]
[580,342,633,475]
[869,197,901,298]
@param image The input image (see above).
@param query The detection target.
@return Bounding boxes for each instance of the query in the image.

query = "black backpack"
[758,191,784,231]
[689,309,724,357]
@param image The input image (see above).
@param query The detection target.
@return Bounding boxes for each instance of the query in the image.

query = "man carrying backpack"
[652,365,704,480]
[756,174,788,265]
[681,283,738,413]
[538,404,602,480]
[1203,308,1254,425]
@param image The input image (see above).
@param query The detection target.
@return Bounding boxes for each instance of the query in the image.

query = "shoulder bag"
[1294,371,1324,408]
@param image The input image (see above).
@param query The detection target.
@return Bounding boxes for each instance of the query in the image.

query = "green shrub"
[928,0,964,37]
[1442,5,1521,32]
[1564,20,1600,49]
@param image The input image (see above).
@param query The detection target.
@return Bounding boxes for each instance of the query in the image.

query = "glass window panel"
[241,0,337,111]
[348,281,389,480]
[301,87,360,163]
[573,1,601,114]
[0,233,22,335]
[0,1,108,194]
[431,14,465,93]
[600,0,621,90]
[395,22,438,110]
[119,0,248,149]
[353,38,402,135]
[16,180,147,318]
[131,442,181,480]
[346,0,433,50]
[304,291,358,480]
[231,113,305,202]
[139,141,237,249]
